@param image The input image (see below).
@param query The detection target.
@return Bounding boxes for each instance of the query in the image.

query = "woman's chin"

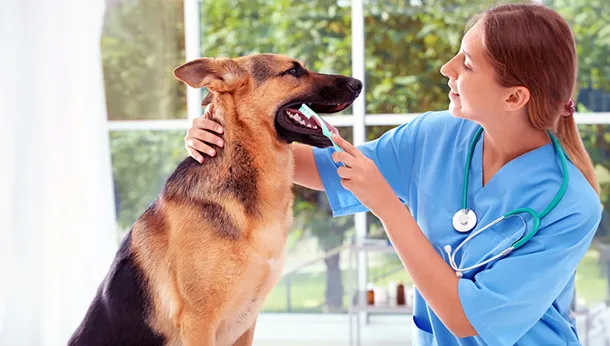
[448,103,466,119]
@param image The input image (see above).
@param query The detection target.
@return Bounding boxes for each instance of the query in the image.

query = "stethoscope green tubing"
[460,126,569,250]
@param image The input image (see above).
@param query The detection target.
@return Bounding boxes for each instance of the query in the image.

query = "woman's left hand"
[331,133,401,217]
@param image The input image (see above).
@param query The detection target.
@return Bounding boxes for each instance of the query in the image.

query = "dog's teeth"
[286,109,318,129]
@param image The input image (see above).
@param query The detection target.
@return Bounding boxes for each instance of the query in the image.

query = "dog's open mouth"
[283,104,349,134]
[275,101,353,147]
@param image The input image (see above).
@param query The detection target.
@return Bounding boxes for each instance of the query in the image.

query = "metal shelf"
[347,243,399,253]
[350,304,412,314]
[346,242,413,346]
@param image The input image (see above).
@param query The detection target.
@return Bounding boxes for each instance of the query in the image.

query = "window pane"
[365,0,610,115]
[578,124,610,307]
[263,127,356,313]
[200,0,353,116]
[110,130,186,238]
[363,125,415,309]
[548,0,610,113]
[364,1,498,115]
[102,0,186,121]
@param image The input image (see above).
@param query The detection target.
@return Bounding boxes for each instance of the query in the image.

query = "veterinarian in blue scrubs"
[185,3,602,345]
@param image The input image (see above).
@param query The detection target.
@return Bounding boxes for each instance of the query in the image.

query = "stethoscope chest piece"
[452,208,477,233]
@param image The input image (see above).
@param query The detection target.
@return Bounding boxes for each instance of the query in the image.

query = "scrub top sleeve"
[312,113,427,217]
[457,205,602,346]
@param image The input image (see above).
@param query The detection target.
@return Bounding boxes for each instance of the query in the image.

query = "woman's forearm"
[377,199,477,338]
[292,143,324,191]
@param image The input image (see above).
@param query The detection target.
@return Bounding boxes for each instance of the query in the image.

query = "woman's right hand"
[184,103,225,163]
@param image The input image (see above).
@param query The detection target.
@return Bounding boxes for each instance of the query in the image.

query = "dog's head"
[173,54,362,148]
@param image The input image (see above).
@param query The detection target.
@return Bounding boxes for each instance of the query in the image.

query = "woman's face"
[440,21,510,123]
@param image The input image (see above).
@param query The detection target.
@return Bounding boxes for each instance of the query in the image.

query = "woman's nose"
[440,61,455,80]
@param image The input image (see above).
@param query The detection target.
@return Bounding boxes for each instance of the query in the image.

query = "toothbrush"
[298,104,343,152]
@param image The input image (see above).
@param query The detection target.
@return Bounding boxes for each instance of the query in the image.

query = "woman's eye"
[462,58,473,71]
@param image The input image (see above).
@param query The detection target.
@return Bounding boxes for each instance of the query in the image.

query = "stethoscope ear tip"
[456,271,463,278]
[444,245,452,254]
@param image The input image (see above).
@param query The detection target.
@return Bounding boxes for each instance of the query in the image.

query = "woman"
[184,3,602,345]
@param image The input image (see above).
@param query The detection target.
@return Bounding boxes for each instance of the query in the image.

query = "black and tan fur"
[68,53,362,346]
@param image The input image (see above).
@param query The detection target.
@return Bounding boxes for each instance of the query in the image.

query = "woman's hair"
[467,2,600,195]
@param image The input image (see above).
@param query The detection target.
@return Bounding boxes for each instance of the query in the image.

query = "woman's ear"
[504,86,530,112]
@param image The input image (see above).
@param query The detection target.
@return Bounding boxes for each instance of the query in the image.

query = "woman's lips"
[449,91,460,101]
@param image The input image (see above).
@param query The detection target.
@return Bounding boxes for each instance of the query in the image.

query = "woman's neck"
[480,118,550,186]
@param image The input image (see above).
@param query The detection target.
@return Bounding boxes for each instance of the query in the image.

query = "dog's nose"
[347,79,363,93]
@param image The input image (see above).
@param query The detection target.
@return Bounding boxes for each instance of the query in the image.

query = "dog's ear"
[173,58,247,93]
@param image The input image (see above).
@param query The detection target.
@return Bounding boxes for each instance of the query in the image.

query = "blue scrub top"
[312,110,602,346]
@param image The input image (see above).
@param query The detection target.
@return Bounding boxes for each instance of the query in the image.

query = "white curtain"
[0,0,118,345]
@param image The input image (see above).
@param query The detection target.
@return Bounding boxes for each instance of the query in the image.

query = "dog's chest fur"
[210,213,290,345]
[217,248,286,345]
[142,140,294,346]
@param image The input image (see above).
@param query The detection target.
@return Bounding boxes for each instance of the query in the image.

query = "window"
[103,0,610,318]
[103,0,187,244]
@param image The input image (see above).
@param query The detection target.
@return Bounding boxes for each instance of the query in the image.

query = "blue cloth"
[312,110,602,346]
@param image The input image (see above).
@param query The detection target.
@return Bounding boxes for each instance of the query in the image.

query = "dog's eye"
[285,66,305,77]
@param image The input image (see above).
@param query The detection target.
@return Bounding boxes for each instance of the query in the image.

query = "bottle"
[366,283,375,305]
[397,282,406,306]
[388,281,397,306]
[374,286,388,306]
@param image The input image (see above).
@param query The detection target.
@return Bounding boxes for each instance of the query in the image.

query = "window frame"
[106,0,610,312]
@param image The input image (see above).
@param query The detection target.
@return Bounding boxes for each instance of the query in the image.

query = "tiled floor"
[252,313,412,346]
[250,309,610,346]
[256,342,407,346]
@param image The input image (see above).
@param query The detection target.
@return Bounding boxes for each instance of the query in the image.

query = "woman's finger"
[195,129,224,147]
[185,138,216,157]
[203,103,215,118]
[193,117,224,135]
[332,151,356,168]
[332,133,361,157]
[340,178,353,191]
[337,166,354,180]
[186,146,204,164]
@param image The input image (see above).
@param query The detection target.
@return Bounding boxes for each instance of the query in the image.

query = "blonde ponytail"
[556,116,601,196]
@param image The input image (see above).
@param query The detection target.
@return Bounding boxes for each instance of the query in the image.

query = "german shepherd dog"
[68,54,362,346]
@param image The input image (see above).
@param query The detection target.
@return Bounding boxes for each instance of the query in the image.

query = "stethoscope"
[444,126,569,277]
